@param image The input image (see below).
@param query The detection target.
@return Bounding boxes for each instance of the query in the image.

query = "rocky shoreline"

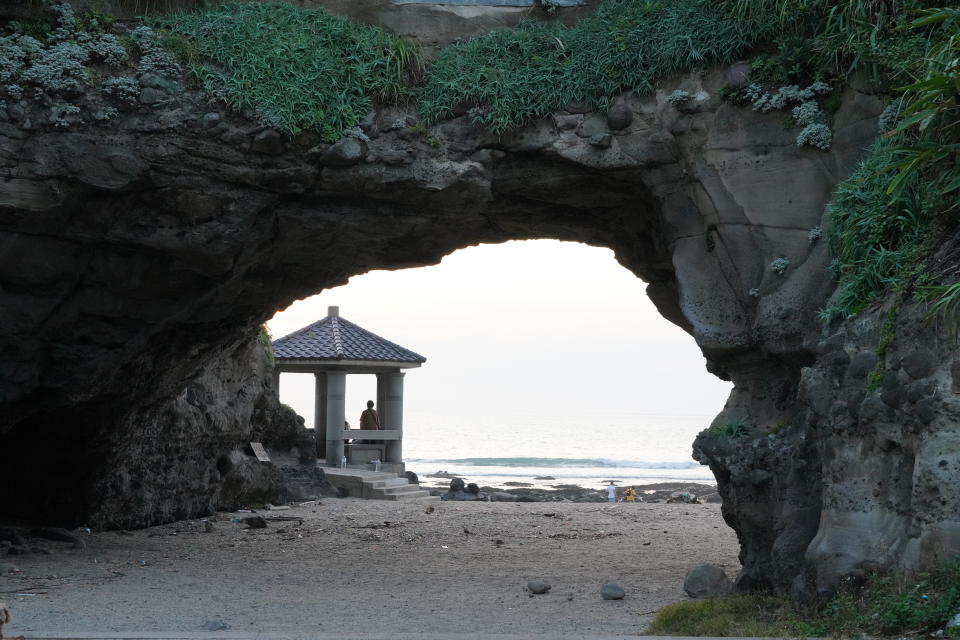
[427,478,720,503]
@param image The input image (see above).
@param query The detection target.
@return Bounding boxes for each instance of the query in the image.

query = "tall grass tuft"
[419,0,784,134]
[156,3,422,139]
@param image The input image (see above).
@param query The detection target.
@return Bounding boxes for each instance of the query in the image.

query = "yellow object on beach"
[625,487,637,502]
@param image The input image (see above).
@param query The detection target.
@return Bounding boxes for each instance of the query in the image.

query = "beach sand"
[2,489,739,637]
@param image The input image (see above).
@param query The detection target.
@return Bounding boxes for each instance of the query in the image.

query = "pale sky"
[267,239,732,426]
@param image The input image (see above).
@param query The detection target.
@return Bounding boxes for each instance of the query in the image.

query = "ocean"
[397,407,716,490]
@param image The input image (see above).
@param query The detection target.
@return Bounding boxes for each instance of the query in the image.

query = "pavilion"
[271,306,426,470]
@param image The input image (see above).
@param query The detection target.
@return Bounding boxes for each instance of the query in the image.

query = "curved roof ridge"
[330,316,345,359]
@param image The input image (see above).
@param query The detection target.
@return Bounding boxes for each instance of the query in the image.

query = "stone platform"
[323,467,438,502]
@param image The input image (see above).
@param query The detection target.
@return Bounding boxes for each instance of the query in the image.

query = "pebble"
[202,620,230,631]
[527,579,551,594]
[601,583,625,600]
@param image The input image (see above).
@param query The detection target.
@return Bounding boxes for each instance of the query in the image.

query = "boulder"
[683,564,732,598]
[606,102,633,130]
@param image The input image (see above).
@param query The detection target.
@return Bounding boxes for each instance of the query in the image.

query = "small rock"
[946,612,960,628]
[242,516,267,529]
[379,148,415,165]
[203,521,214,533]
[684,564,732,598]
[553,114,580,131]
[589,132,612,149]
[139,87,167,105]
[606,102,633,130]
[527,579,551,594]
[601,583,625,600]
[465,483,480,495]
[449,477,466,493]
[576,114,608,138]
[201,620,230,631]
[202,112,221,129]
[139,72,180,92]
[319,137,367,166]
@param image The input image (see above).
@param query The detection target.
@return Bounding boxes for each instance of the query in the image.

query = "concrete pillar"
[324,371,346,466]
[314,372,327,459]
[379,371,405,464]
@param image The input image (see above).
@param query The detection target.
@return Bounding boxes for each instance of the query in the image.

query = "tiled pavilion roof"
[272,307,426,364]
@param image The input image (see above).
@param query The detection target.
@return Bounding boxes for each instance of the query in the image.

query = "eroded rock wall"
[798,297,960,596]
[0,57,901,590]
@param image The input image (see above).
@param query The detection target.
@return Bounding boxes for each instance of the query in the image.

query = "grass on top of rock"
[648,556,960,638]
[419,0,785,134]
[155,2,423,140]
[818,7,960,324]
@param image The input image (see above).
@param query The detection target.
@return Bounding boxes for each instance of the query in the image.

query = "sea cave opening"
[269,239,732,496]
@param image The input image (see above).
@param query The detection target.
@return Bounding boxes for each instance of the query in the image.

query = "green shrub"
[157,3,422,139]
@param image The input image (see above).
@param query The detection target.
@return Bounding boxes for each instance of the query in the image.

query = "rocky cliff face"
[5,47,937,593]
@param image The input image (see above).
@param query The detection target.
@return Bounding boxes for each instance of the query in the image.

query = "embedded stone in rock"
[902,349,935,380]
[251,129,284,155]
[575,114,607,137]
[319,137,367,166]
[139,87,167,105]
[606,102,633,130]
[913,398,936,424]
[726,61,751,87]
[589,132,612,149]
[683,564,731,598]
[554,114,580,130]
[527,579,551,594]
[600,583,625,600]
[848,351,878,379]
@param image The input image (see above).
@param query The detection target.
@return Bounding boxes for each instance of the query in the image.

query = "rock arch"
[0,68,884,588]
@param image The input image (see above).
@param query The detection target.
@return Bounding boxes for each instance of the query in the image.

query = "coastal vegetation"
[142,0,960,325]
[649,556,960,638]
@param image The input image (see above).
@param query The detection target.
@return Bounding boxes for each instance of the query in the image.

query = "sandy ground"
[2,497,739,637]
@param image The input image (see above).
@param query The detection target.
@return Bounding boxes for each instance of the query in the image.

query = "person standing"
[606,481,617,504]
[359,400,380,430]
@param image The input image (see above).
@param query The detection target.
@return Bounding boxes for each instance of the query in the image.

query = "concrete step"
[382,484,429,496]
[368,477,411,489]
[383,489,436,501]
